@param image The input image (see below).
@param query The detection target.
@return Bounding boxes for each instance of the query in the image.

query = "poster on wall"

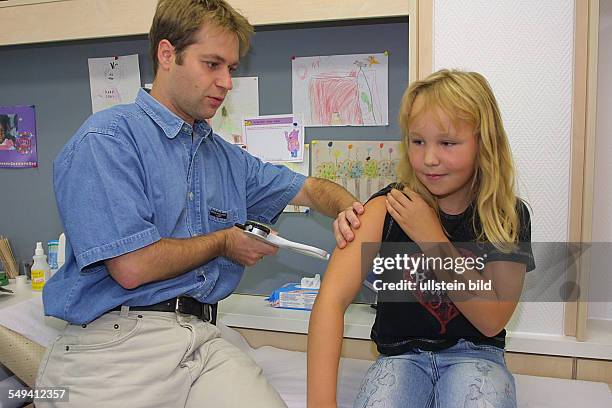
[292,53,389,127]
[243,114,304,162]
[0,105,37,168]
[210,76,259,144]
[88,54,141,113]
[311,140,401,202]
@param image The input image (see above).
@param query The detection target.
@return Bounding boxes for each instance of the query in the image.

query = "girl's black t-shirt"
[367,184,535,355]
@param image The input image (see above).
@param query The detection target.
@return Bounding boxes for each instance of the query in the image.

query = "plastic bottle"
[31,242,50,291]
[57,233,66,270]
[47,239,59,278]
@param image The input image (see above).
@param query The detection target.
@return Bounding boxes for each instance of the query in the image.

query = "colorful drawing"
[0,105,37,168]
[363,148,379,198]
[284,129,300,158]
[243,114,304,162]
[292,53,389,127]
[337,158,351,190]
[349,147,365,199]
[312,140,401,202]
[314,141,338,182]
[378,143,397,190]
[211,77,259,144]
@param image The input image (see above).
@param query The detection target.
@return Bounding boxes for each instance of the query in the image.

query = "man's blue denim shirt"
[44,89,306,324]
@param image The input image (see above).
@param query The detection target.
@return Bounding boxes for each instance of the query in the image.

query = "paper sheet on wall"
[211,77,259,144]
[292,53,389,127]
[311,140,401,202]
[272,144,310,213]
[243,114,304,162]
[88,54,141,113]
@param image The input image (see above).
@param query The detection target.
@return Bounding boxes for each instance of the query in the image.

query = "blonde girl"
[308,69,534,408]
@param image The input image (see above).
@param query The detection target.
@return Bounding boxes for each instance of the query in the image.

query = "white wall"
[589,0,612,321]
[433,0,575,335]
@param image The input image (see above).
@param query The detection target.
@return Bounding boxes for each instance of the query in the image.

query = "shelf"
[218,294,612,360]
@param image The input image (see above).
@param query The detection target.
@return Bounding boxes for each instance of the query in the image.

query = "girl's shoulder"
[365,183,404,242]
[515,198,531,220]
[514,198,532,241]
[471,197,531,222]
[366,182,402,203]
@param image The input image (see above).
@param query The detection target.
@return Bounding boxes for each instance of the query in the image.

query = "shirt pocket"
[207,206,238,231]
[79,262,106,276]
[206,207,242,274]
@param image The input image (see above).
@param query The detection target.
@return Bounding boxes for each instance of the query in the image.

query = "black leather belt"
[111,296,217,324]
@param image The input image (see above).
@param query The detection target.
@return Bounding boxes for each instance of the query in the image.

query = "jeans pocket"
[464,340,505,355]
[35,336,63,386]
[177,320,196,361]
[63,315,142,352]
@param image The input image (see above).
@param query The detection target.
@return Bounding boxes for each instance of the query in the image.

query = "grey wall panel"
[0,36,154,268]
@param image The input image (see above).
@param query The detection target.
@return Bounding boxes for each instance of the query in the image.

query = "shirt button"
[188,192,194,201]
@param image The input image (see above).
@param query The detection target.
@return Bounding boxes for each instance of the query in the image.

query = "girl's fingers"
[401,187,426,205]
[386,193,400,212]
[402,186,416,195]
[385,198,400,220]
[387,190,403,205]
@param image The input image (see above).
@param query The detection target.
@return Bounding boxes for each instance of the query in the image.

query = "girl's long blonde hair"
[397,69,520,252]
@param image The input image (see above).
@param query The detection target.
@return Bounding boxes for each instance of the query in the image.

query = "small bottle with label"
[47,239,59,278]
[31,242,50,291]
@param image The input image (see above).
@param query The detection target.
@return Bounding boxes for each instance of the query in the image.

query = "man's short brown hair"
[149,0,253,75]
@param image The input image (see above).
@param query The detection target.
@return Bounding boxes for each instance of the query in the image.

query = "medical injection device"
[235,221,330,260]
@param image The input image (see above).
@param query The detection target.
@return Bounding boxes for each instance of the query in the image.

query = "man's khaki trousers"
[35,309,287,407]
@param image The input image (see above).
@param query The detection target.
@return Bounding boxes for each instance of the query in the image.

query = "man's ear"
[157,39,175,71]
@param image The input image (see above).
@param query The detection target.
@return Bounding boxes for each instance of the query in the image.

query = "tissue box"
[266,283,319,311]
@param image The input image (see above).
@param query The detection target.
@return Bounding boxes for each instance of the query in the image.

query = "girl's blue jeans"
[354,339,516,408]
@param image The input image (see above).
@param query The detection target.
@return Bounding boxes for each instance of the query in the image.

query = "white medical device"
[235,221,330,260]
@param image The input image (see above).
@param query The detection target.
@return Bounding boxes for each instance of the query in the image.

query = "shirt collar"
[135,89,212,140]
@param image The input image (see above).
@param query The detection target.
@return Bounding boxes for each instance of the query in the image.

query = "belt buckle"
[200,303,210,322]
[174,297,182,317]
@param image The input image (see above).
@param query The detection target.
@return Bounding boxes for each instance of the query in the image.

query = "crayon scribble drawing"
[292,53,388,127]
[311,140,401,202]
[88,54,141,113]
[211,77,259,144]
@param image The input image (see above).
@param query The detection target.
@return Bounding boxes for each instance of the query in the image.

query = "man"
[36,1,362,407]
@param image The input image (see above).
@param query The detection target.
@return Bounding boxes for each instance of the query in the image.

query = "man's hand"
[332,201,365,248]
[222,227,278,266]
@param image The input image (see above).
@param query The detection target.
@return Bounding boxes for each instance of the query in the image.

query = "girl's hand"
[385,188,447,245]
